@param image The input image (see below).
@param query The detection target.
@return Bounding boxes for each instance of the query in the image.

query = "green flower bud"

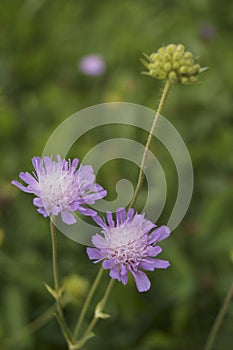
[63,274,89,302]
[141,43,207,85]
[181,77,189,85]
[166,44,176,54]
[176,44,185,53]
[189,76,198,84]
[172,61,180,70]
[179,66,188,74]
[168,71,178,83]
[164,62,172,72]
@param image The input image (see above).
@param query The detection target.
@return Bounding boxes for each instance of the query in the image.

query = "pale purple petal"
[75,206,96,217]
[146,246,162,257]
[52,205,60,215]
[120,264,128,285]
[132,270,151,292]
[83,190,107,204]
[103,259,114,269]
[109,266,121,281]
[37,207,49,217]
[139,260,157,271]
[149,225,170,244]
[107,211,115,227]
[33,197,43,207]
[92,234,107,248]
[92,214,107,228]
[116,208,127,226]
[12,180,34,193]
[152,259,170,269]
[86,247,104,262]
[19,172,37,186]
[127,208,135,221]
[139,258,170,271]
[32,157,42,173]
[61,211,76,225]
[43,156,53,172]
[121,272,128,285]
[71,158,79,171]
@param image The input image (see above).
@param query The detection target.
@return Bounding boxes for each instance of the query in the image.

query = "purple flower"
[199,23,216,42]
[87,208,171,292]
[12,155,107,225]
[78,54,106,76]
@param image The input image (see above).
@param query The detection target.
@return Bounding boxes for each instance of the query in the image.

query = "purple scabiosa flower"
[78,54,106,76]
[87,208,171,292]
[12,155,107,225]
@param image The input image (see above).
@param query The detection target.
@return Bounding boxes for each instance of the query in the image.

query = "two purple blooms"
[12,155,171,292]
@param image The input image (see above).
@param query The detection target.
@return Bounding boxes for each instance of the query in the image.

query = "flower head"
[87,208,170,292]
[78,54,106,76]
[141,43,207,85]
[12,155,107,224]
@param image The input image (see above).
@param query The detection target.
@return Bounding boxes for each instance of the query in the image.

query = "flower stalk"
[74,278,115,349]
[50,217,74,346]
[74,266,104,339]
[129,79,171,208]
[204,280,233,350]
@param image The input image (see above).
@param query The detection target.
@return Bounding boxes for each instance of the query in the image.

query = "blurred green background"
[0,0,233,349]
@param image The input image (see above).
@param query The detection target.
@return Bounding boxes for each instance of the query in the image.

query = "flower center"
[38,170,79,209]
[105,223,148,269]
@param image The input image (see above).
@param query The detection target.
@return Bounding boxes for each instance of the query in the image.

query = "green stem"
[75,278,115,349]
[129,80,172,208]
[204,280,233,350]
[50,217,74,346]
[74,267,104,339]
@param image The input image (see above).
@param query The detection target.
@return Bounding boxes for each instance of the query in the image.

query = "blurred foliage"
[0,0,233,349]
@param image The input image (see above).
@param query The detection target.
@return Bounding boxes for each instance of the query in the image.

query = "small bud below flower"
[141,43,207,85]
[63,274,89,302]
